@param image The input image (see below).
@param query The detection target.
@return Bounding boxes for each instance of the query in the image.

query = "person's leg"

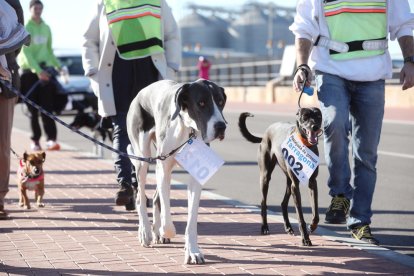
[37,82,59,150]
[21,71,42,149]
[348,80,385,229]
[316,72,352,224]
[0,96,16,219]
[111,54,136,206]
[111,112,133,185]
[111,54,159,208]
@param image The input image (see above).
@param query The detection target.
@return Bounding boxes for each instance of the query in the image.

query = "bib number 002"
[282,147,303,176]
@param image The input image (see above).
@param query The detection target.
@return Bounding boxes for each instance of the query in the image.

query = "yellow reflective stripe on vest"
[104,0,164,60]
[323,0,387,60]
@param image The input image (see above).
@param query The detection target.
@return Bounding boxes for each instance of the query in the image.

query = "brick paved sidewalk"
[1,129,414,275]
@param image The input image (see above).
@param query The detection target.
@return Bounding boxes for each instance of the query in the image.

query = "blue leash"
[1,79,194,163]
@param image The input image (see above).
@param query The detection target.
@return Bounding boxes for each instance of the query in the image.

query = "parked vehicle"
[55,49,97,114]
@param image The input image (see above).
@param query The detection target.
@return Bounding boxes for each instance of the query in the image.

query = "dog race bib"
[281,134,319,185]
[175,138,224,185]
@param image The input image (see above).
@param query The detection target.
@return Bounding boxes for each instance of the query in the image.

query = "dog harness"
[104,0,164,60]
[18,160,44,191]
[315,0,387,60]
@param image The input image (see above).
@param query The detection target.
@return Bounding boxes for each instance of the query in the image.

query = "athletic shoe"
[0,205,9,220]
[115,182,133,206]
[325,195,350,224]
[30,141,42,151]
[46,140,61,151]
[125,187,137,211]
[350,225,380,245]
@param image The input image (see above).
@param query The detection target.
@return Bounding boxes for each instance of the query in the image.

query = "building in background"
[178,2,295,63]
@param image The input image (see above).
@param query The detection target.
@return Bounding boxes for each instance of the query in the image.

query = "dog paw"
[302,238,312,246]
[37,203,45,208]
[19,203,24,207]
[184,250,205,265]
[153,235,170,244]
[261,225,270,235]
[25,205,31,210]
[138,226,152,247]
[160,223,176,239]
[285,226,294,236]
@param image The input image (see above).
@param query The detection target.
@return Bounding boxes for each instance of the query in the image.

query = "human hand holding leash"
[0,64,11,81]
[293,64,312,93]
[38,70,50,82]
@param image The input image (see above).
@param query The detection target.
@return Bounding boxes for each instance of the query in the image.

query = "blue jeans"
[110,112,136,186]
[315,71,385,229]
[110,54,158,187]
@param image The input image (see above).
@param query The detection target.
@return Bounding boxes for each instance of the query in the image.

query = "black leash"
[10,147,21,159]
[1,79,195,163]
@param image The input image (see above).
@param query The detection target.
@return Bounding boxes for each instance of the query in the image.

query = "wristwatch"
[403,56,414,64]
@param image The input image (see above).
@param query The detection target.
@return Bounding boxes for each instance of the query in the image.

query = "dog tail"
[238,112,262,143]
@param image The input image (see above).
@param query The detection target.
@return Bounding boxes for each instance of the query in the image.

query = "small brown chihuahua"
[17,151,46,209]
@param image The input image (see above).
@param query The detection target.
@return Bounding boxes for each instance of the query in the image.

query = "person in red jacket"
[197,56,211,80]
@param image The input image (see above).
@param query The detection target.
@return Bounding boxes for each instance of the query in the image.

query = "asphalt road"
[12,103,414,258]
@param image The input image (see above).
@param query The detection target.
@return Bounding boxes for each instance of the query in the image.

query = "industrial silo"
[208,14,231,48]
[179,11,224,50]
[229,6,268,55]
[271,14,295,58]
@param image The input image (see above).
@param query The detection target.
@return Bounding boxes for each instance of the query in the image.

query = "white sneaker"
[46,140,60,151]
[30,141,42,151]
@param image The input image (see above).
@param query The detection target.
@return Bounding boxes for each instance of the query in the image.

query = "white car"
[55,49,97,114]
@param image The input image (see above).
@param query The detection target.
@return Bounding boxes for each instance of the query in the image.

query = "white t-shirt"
[289,0,414,81]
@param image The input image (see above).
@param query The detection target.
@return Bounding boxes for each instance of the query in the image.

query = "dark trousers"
[110,54,159,186]
[20,71,57,141]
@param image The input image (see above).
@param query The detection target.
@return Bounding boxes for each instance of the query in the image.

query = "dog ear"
[219,86,227,105]
[23,151,28,161]
[171,83,190,120]
[41,151,46,162]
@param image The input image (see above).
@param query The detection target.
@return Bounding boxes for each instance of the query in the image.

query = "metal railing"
[177,59,285,87]
[176,59,402,87]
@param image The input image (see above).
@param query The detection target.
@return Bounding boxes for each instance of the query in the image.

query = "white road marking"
[378,150,414,160]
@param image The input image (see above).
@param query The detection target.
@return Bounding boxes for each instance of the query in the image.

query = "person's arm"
[289,0,319,92]
[5,0,24,56]
[46,25,61,69]
[0,61,11,81]
[82,0,101,77]
[5,0,23,23]
[398,35,414,90]
[389,1,414,90]
[20,24,43,74]
[162,0,181,74]
[293,37,313,92]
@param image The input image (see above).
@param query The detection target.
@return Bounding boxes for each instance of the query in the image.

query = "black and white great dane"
[126,79,227,264]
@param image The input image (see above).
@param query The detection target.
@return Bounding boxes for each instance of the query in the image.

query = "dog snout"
[214,121,226,140]
[312,125,319,132]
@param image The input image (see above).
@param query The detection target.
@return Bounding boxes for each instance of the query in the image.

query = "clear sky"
[19,0,414,58]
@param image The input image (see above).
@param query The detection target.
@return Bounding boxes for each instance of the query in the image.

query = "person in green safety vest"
[290,0,414,245]
[82,0,181,211]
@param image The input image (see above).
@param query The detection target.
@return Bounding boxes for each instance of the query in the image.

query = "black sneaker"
[351,225,380,245]
[115,182,133,206]
[325,195,350,224]
[125,187,137,211]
